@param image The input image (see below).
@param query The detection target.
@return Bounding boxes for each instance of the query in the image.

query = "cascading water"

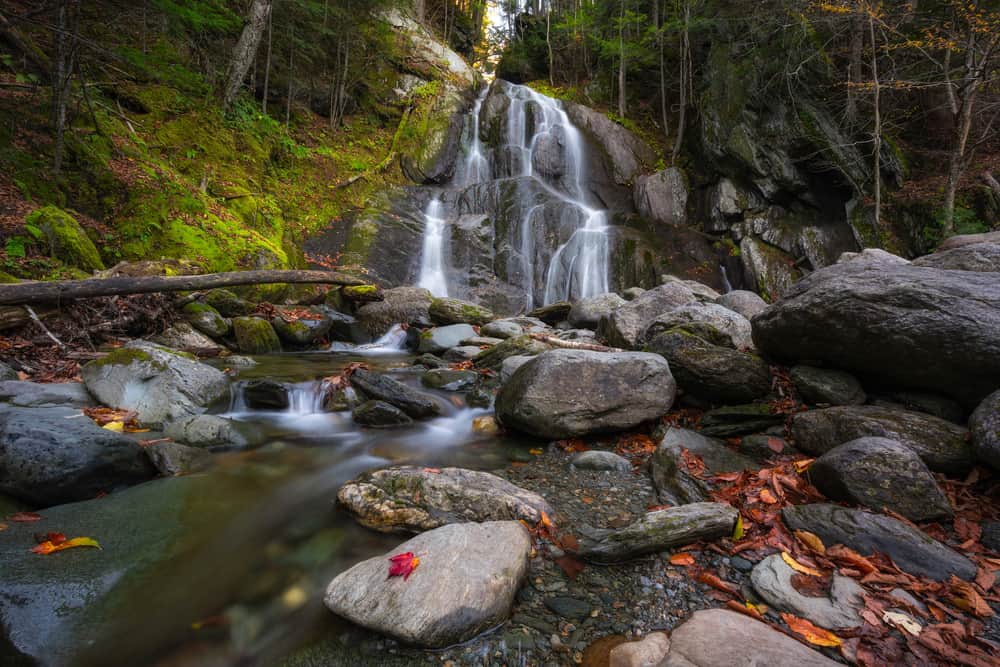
[416,196,449,297]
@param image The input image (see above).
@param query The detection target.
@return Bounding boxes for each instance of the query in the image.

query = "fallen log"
[0,269,365,306]
[529,333,623,352]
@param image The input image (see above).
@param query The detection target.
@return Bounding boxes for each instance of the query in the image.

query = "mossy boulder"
[271,307,334,346]
[205,289,252,317]
[341,284,385,303]
[182,302,230,338]
[429,298,495,326]
[26,205,104,272]
[232,317,281,354]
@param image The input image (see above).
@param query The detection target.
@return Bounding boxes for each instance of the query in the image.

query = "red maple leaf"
[387,552,420,581]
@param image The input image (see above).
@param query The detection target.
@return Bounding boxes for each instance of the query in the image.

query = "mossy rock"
[0,271,20,284]
[25,205,104,272]
[182,302,230,338]
[205,289,252,317]
[232,317,281,354]
[342,284,385,303]
[429,297,495,326]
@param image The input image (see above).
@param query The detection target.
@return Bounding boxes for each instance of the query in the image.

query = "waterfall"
[417,196,449,297]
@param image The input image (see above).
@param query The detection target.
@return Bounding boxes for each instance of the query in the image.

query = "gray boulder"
[323,521,530,648]
[356,286,433,338]
[349,369,441,418]
[326,310,371,344]
[782,503,976,581]
[81,341,229,428]
[647,302,753,349]
[699,403,784,438]
[271,307,334,346]
[660,275,722,302]
[751,553,863,630]
[938,230,1000,250]
[790,405,973,475]
[443,345,483,362]
[880,390,964,424]
[428,297,494,326]
[420,369,477,391]
[336,466,552,533]
[571,450,632,472]
[474,334,550,371]
[837,248,910,266]
[577,502,738,563]
[499,355,533,383]
[567,292,627,329]
[633,167,688,225]
[352,400,413,428]
[204,288,251,317]
[715,290,768,319]
[0,380,93,408]
[416,323,478,354]
[970,389,1000,470]
[597,283,697,349]
[496,350,676,439]
[912,242,1000,272]
[163,414,252,449]
[531,131,565,177]
[651,428,756,505]
[481,317,549,339]
[239,378,290,410]
[0,406,156,505]
[564,102,656,185]
[790,365,866,406]
[751,260,1000,407]
[182,301,230,337]
[152,322,226,355]
[145,441,213,476]
[809,437,951,522]
[646,329,770,404]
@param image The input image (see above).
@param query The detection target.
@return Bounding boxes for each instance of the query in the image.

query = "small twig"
[25,305,64,348]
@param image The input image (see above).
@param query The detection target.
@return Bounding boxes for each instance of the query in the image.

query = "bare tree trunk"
[262,5,272,113]
[285,26,294,127]
[943,86,977,233]
[415,0,425,23]
[982,170,1000,200]
[671,0,690,162]
[222,0,272,111]
[846,11,862,124]
[546,8,554,86]
[617,0,626,118]
[867,9,881,226]
[51,0,80,175]
[657,0,669,139]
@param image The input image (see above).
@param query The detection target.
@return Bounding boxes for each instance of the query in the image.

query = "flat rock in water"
[970,389,1000,471]
[0,406,156,506]
[443,345,483,361]
[323,521,531,648]
[239,378,290,410]
[790,405,973,475]
[337,466,552,532]
[495,350,676,439]
[790,365,866,406]
[782,503,976,581]
[571,450,631,472]
[416,323,478,354]
[145,441,213,476]
[650,428,756,505]
[751,553,863,630]
[163,414,253,449]
[809,437,952,522]
[577,502,738,563]
[420,368,477,391]
[661,609,840,667]
[0,380,94,408]
[349,369,440,418]
[352,400,413,428]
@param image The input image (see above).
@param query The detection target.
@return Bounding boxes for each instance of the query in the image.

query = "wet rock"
[323,521,531,647]
[715,290,768,319]
[879,390,964,424]
[740,434,794,459]
[0,362,17,382]
[416,323,478,354]
[182,302,230,337]
[751,260,1000,408]
[474,334,550,371]
[809,437,952,522]
[500,355,534,383]
[349,369,441,418]
[414,353,448,369]
[145,441,213,476]
[544,596,591,620]
[577,502,738,563]
[337,466,552,533]
[240,379,290,410]
[152,322,226,356]
[912,242,1000,272]
[646,302,753,349]
[356,286,433,338]
[0,380,94,408]
[790,365,866,406]
[531,131,566,177]
[271,308,334,346]
[645,329,770,404]
[163,414,252,449]
[662,608,841,667]
[420,369,477,391]
[782,504,976,581]
[326,310,371,344]
[790,405,973,475]
[466,388,492,408]
[597,283,697,349]
[622,287,646,301]
[565,102,656,185]
[0,406,156,505]
[528,301,572,325]
[496,350,676,439]
[81,341,228,428]
[461,335,502,347]
[970,389,1000,470]
[651,428,756,505]
[352,400,413,428]
[568,292,627,329]
[232,317,281,354]
[204,288,251,317]
[609,632,670,667]
[739,236,800,300]
[428,297,494,326]
[751,553,864,630]
[482,317,547,339]
[698,403,784,438]
[443,345,483,361]
[634,167,688,225]
[571,450,631,472]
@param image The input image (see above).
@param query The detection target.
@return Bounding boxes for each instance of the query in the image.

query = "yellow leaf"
[102,421,124,432]
[794,530,826,555]
[31,536,101,555]
[781,551,823,577]
[793,458,815,473]
[528,448,543,455]
[781,612,842,647]
[746,600,768,615]
[732,514,744,541]
[882,611,922,636]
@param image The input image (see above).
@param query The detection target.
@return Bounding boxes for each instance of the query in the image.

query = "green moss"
[26,205,105,272]
[89,347,160,369]
[0,271,20,283]
[232,316,281,354]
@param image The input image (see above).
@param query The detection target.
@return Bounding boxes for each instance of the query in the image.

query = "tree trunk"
[671,0,690,162]
[222,0,272,111]
[415,0,425,23]
[285,26,294,127]
[262,4,272,113]
[846,11,863,124]
[0,270,366,306]
[657,0,669,139]
[51,0,79,175]
[943,85,978,233]
[546,8,554,86]
[868,10,881,226]
[617,0,626,118]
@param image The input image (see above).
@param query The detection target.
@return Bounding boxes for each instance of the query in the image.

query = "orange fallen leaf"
[781,612,843,647]
[766,436,785,453]
[782,551,822,577]
[793,458,815,473]
[696,571,739,595]
[949,576,993,617]
[31,536,101,555]
[421,467,441,474]
[670,552,696,566]
[759,488,778,504]
[387,551,420,581]
[554,554,586,579]
[826,544,877,575]
[8,512,42,522]
[794,530,826,555]
[528,448,543,455]
[726,599,763,620]
[0,523,7,532]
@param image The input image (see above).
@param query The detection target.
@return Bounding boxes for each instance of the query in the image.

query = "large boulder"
[336,466,553,533]
[782,504,976,581]
[597,283,697,349]
[790,365,866,406]
[495,350,676,439]
[81,341,229,428]
[567,292,627,329]
[646,302,753,349]
[751,261,1000,407]
[651,428,756,505]
[970,389,1000,470]
[151,322,225,356]
[808,437,952,522]
[474,334,550,371]
[0,380,93,408]
[790,405,973,475]
[26,205,104,272]
[323,521,530,648]
[352,400,413,428]
[0,406,156,505]
[912,242,1000,272]
[356,286,434,338]
[564,102,657,185]
[232,317,281,354]
[182,302,230,338]
[633,168,688,225]
[349,369,441,418]
[270,307,335,346]
[938,230,1000,250]
[416,323,478,354]
[645,329,770,404]
[428,297,494,326]
[715,290,768,319]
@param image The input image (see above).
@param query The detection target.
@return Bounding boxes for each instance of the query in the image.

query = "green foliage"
[152,0,241,34]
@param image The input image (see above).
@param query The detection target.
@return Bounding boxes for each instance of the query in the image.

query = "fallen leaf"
[528,448,543,455]
[421,467,441,474]
[826,544,877,575]
[8,512,42,522]
[759,488,778,504]
[670,552,696,566]
[767,436,785,453]
[695,571,739,595]
[782,551,822,577]
[31,536,101,555]
[781,612,842,647]
[726,599,763,620]
[974,568,996,592]
[554,554,585,579]
[793,458,815,473]
[949,576,993,617]
[0,523,6,532]
[882,610,922,636]
[732,514,744,541]
[793,529,826,555]
[387,552,420,581]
